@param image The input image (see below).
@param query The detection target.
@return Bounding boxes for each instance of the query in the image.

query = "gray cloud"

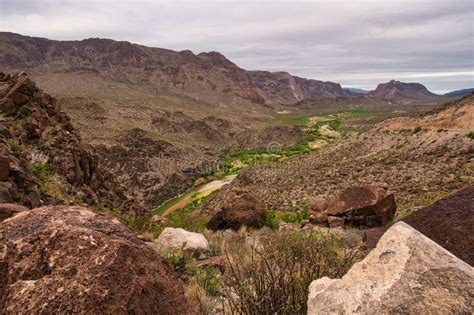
[1,0,473,93]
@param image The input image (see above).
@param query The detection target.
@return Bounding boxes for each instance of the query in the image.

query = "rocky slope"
[0,205,197,314]
[0,72,139,214]
[249,70,348,105]
[199,95,473,217]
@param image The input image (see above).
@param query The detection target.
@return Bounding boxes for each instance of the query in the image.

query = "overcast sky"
[1,0,473,93]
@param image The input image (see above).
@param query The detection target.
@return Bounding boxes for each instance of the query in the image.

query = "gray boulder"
[154,227,210,255]
[307,222,474,314]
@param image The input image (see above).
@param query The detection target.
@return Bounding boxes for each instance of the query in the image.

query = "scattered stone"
[196,256,227,272]
[309,211,328,224]
[0,205,197,314]
[150,214,168,224]
[309,197,328,212]
[278,221,296,231]
[327,216,344,228]
[154,227,210,255]
[207,187,264,230]
[308,222,474,314]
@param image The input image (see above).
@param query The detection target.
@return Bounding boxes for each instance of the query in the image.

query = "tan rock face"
[0,205,197,314]
[307,222,474,314]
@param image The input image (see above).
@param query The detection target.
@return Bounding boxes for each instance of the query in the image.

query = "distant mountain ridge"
[444,88,474,98]
[344,87,368,95]
[0,32,348,107]
[0,32,466,107]
[367,80,440,100]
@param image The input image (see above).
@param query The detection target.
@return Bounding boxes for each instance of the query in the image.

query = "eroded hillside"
[199,95,474,218]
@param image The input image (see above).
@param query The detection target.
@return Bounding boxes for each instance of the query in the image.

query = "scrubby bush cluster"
[221,231,358,314]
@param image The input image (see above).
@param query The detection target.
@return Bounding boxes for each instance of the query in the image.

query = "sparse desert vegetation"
[1,5,473,313]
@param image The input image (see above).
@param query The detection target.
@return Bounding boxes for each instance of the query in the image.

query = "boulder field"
[307,222,474,314]
[0,205,197,314]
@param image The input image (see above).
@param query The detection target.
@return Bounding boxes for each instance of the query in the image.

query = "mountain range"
[0,32,468,108]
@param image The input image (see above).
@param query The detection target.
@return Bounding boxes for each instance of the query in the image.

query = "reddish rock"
[0,205,197,314]
[364,186,474,265]
[0,98,16,115]
[0,203,28,222]
[327,184,396,228]
[207,187,264,230]
[196,256,227,272]
[0,155,9,181]
[309,198,328,213]
[309,211,328,224]
[328,216,345,228]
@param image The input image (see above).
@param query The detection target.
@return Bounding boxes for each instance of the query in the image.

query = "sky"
[1,0,473,93]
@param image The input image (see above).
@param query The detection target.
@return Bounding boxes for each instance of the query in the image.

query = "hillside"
[0,72,139,214]
[199,95,473,218]
[368,80,440,101]
[444,88,474,98]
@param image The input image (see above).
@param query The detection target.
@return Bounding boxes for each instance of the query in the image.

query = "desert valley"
[0,3,473,313]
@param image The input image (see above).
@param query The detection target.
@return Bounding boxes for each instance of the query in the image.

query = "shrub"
[19,105,32,117]
[466,131,474,139]
[413,126,422,133]
[263,208,308,229]
[221,231,358,314]
[28,163,50,183]
[7,138,25,152]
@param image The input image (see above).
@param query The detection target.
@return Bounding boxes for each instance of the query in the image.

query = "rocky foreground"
[0,205,197,314]
[308,222,474,314]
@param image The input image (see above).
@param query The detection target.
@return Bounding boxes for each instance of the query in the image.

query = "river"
[155,175,237,216]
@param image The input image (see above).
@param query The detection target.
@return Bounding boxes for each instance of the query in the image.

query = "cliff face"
[249,71,349,105]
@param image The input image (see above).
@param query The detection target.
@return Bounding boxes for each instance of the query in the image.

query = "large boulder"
[364,186,474,265]
[326,184,396,228]
[307,222,474,314]
[0,205,197,314]
[154,227,210,255]
[207,187,264,230]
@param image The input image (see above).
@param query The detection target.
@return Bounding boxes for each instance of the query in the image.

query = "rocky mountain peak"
[368,79,439,100]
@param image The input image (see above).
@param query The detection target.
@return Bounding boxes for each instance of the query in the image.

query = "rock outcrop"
[309,184,396,229]
[0,72,140,214]
[154,227,210,256]
[0,205,197,314]
[207,187,264,230]
[307,222,474,314]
